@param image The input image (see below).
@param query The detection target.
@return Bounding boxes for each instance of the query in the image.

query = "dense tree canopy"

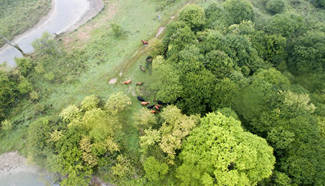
[176,112,275,185]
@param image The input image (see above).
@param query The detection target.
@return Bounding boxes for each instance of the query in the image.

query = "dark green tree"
[223,0,255,25]
[266,0,285,14]
[179,4,206,31]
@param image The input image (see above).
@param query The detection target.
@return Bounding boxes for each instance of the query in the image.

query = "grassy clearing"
[0,0,51,47]
[2,0,195,155]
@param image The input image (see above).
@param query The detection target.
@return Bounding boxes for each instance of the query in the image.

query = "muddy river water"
[0,0,90,66]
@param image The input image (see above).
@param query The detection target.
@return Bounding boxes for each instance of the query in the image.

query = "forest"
[0,0,325,185]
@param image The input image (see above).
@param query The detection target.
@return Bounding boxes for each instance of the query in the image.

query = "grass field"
[0,0,51,47]
[0,0,197,154]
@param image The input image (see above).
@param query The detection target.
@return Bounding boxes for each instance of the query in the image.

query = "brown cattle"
[139,65,146,72]
[141,101,150,106]
[155,105,160,110]
[141,40,149,45]
[123,80,132,85]
[136,82,144,86]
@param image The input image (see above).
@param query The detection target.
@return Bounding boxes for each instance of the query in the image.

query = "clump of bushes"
[266,0,285,14]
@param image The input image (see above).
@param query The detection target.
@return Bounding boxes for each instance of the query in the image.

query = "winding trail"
[108,0,199,84]
[0,0,104,67]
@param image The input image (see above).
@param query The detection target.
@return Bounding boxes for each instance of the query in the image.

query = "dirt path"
[108,0,199,83]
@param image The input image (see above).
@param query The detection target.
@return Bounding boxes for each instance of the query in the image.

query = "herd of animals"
[121,40,166,114]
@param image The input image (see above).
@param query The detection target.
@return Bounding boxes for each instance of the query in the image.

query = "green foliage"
[1,120,12,131]
[111,23,126,38]
[32,32,61,56]
[139,106,199,164]
[264,13,306,38]
[223,0,255,25]
[27,117,53,162]
[16,58,34,77]
[143,156,169,182]
[266,0,285,14]
[251,31,287,66]
[59,105,81,123]
[177,112,275,185]
[179,4,206,31]
[81,95,100,111]
[205,3,228,29]
[0,70,31,122]
[288,31,325,74]
[134,108,157,130]
[104,92,131,115]
[149,62,183,103]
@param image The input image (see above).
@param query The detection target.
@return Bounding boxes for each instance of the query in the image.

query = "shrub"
[266,0,285,14]
[81,95,100,111]
[179,4,206,31]
[111,23,125,38]
[223,0,255,25]
[1,120,12,131]
[59,105,81,122]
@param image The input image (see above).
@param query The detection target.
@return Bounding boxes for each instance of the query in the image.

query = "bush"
[266,0,285,14]
[111,23,125,38]
[223,0,255,25]
[81,95,100,111]
[1,120,12,131]
[59,105,81,122]
[179,4,206,31]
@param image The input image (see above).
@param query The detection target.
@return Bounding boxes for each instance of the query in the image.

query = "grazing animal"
[157,100,167,106]
[141,101,150,106]
[146,56,153,63]
[155,105,161,110]
[141,40,149,45]
[147,105,154,109]
[123,80,132,85]
[136,82,144,86]
[137,96,145,102]
[139,65,146,72]
[150,110,156,114]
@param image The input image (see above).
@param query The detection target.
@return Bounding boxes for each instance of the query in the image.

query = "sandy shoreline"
[66,0,105,33]
[0,151,38,176]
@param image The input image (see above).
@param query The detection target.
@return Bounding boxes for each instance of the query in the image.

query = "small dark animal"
[141,40,149,45]
[146,56,153,63]
[139,65,146,72]
[157,100,165,105]
[147,105,154,109]
[137,96,145,102]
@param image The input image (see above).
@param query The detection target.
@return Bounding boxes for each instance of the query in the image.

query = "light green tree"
[143,156,169,182]
[176,112,275,186]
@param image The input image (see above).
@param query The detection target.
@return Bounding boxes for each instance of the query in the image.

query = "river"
[0,0,90,67]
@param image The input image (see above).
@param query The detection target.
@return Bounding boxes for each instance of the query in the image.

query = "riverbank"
[0,0,51,48]
[66,0,105,33]
[0,152,36,176]
[0,0,104,66]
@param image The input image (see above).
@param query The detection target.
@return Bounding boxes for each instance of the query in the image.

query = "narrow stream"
[0,0,90,66]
